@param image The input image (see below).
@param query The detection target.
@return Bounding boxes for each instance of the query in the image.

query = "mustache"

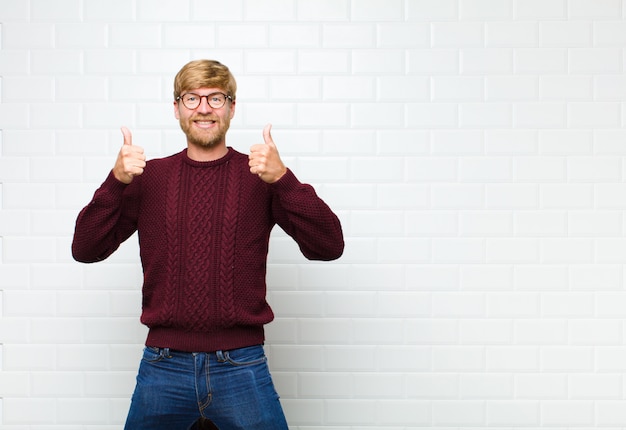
[191,114,217,121]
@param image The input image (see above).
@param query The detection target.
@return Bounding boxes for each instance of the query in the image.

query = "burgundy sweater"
[72,148,344,352]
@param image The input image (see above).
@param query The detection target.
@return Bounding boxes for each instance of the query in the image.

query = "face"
[174,87,236,150]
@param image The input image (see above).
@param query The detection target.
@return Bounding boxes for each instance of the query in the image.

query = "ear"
[174,100,181,120]
[229,99,236,120]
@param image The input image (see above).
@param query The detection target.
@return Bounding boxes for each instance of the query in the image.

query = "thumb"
[121,126,133,146]
[263,123,274,146]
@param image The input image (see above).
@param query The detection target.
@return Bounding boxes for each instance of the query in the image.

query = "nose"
[196,96,213,113]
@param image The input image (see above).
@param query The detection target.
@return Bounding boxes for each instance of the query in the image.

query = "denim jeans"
[123,345,289,430]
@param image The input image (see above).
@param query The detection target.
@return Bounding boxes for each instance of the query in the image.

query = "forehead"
[183,87,225,95]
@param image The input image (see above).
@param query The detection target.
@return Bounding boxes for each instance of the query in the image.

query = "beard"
[179,114,230,149]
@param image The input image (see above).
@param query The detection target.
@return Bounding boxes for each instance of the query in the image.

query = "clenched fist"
[248,124,287,184]
[113,126,147,184]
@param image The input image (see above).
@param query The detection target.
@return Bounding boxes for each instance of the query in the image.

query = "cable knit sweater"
[72,147,344,352]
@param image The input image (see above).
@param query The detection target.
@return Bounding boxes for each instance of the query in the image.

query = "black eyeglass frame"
[175,92,233,110]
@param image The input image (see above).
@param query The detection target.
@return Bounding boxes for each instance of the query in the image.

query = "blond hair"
[173,59,237,100]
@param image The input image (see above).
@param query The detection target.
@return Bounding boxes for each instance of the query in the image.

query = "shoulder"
[146,150,185,168]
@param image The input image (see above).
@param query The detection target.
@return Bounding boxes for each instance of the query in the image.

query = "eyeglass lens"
[181,93,228,109]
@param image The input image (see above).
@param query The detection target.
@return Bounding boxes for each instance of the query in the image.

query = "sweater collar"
[181,147,235,168]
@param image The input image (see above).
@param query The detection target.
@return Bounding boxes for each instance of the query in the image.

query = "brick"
[461,103,513,127]
[569,48,622,73]
[407,0,458,20]
[486,22,538,47]
[432,238,485,263]
[298,372,352,397]
[486,401,540,426]
[514,102,566,128]
[486,346,539,371]
[433,292,485,317]
[321,24,376,49]
[352,49,405,74]
[164,24,216,48]
[31,0,80,22]
[218,24,267,48]
[322,346,376,371]
[407,211,458,236]
[515,48,567,74]
[409,49,459,74]
[460,319,512,344]
[461,373,512,398]
[541,401,594,426]
[270,24,319,48]
[407,103,459,128]
[514,320,568,344]
[569,210,622,236]
[433,76,484,101]
[486,184,539,209]
[486,238,540,263]
[541,76,593,100]
[487,292,539,318]
[539,129,592,155]
[191,0,243,21]
[514,265,569,291]
[461,48,513,74]
[407,321,460,345]
[461,265,512,291]
[408,373,459,398]
[461,0,513,20]
[109,24,162,48]
[515,0,566,19]
[569,0,622,19]
[459,211,512,236]
[432,184,485,209]
[540,22,592,47]
[297,0,349,21]
[378,23,430,48]
[432,22,485,47]
[569,320,622,345]
[298,50,350,74]
[432,400,485,426]
[569,265,622,291]
[594,21,626,46]
[597,401,626,426]
[323,76,374,101]
[377,400,431,425]
[243,0,295,20]
[486,129,537,155]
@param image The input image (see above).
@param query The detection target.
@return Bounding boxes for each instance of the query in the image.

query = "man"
[72,59,344,429]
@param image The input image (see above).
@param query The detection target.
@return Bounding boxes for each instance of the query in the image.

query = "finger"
[121,126,133,146]
[263,123,273,146]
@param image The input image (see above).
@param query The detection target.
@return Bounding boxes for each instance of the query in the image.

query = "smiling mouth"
[193,120,216,128]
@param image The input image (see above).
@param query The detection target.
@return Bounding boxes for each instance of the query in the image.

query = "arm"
[270,169,344,261]
[71,171,140,263]
[248,124,343,260]
[72,127,145,263]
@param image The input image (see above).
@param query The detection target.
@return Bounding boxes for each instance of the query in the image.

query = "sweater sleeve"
[71,170,140,263]
[270,169,344,261]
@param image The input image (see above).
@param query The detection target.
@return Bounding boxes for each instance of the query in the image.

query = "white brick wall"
[2,0,626,428]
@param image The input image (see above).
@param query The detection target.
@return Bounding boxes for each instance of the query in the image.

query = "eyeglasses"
[176,92,232,110]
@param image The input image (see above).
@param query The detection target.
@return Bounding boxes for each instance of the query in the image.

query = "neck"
[186,143,229,162]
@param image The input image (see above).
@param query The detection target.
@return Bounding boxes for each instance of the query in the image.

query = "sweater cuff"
[92,170,130,203]
[104,169,130,190]
[269,168,303,193]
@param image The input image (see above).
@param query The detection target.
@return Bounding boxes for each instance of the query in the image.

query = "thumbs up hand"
[248,124,287,184]
[113,126,146,184]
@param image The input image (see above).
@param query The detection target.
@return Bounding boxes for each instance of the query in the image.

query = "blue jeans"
[124,345,289,430]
